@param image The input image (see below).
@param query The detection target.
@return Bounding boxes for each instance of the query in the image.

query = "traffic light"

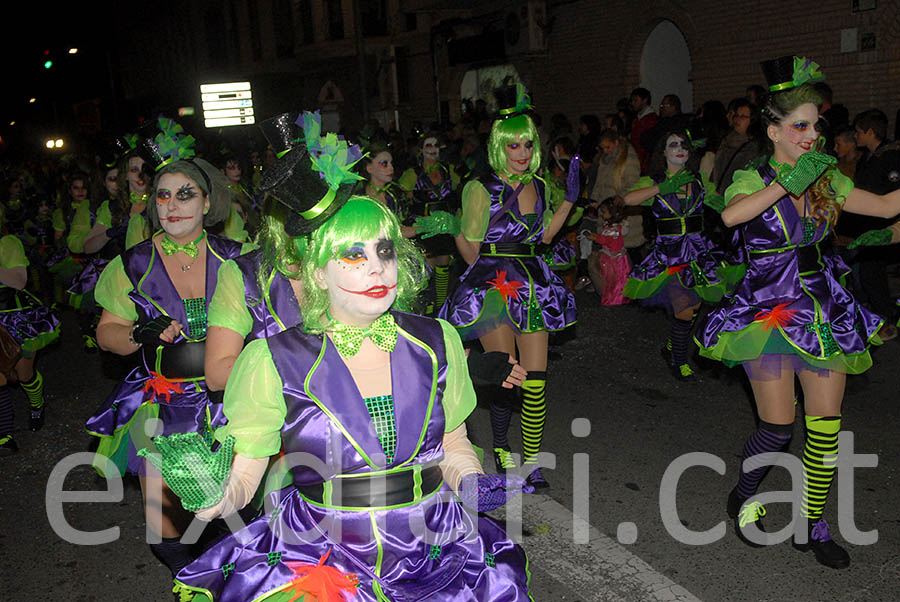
[44,60,53,69]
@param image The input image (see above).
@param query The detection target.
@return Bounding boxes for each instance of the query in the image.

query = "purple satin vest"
[479,173,548,244]
[267,310,449,487]
[233,249,302,340]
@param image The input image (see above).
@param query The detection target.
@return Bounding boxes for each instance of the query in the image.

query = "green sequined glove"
[775,151,836,196]
[848,228,894,249]
[658,169,694,195]
[138,432,235,512]
[703,192,727,214]
[414,210,461,238]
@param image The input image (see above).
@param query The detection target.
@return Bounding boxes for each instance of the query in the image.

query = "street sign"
[199,82,255,128]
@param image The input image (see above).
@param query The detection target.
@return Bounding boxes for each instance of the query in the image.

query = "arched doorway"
[639,20,692,112]
[460,64,521,115]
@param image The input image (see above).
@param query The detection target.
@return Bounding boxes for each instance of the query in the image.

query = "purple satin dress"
[624,173,728,311]
[0,287,60,353]
[175,311,531,601]
[696,164,882,370]
[233,249,302,339]
[85,234,244,475]
[439,174,577,339]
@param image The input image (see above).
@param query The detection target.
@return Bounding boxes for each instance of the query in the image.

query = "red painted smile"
[164,216,194,222]
[339,284,397,298]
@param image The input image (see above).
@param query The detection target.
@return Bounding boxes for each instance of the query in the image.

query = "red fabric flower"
[142,372,184,404]
[486,270,524,301]
[753,303,797,330]
[667,264,686,275]
[283,549,359,602]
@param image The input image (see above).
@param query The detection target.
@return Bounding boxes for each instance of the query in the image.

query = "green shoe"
[493,447,517,470]
[0,434,19,457]
[673,363,694,381]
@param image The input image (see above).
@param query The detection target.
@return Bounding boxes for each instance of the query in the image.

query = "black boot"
[726,488,767,548]
[793,518,850,569]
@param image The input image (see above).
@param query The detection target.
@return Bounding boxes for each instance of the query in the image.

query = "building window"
[298,0,314,45]
[326,0,344,40]
[273,0,295,58]
[405,13,417,32]
[361,0,388,37]
[247,0,262,60]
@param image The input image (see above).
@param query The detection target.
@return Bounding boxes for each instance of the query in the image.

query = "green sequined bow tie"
[504,171,533,185]
[328,312,398,358]
[161,232,205,258]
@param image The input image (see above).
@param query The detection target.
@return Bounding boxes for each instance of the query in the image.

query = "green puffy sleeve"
[96,200,113,229]
[629,176,657,206]
[126,214,150,249]
[216,338,286,458]
[208,260,253,337]
[223,204,249,242]
[94,255,138,322]
[397,168,417,192]
[52,208,65,233]
[66,201,93,253]
[725,167,766,204]
[460,180,492,242]
[826,167,854,205]
[0,235,28,269]
[437,319,477,432]
[240,241,258,254]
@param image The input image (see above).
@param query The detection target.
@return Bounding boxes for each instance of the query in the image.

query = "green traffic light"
[44,60,52,69]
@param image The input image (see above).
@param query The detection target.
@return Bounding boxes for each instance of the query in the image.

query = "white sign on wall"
[200,82,255,128]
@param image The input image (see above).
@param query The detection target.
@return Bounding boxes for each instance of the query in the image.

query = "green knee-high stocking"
[521,372,547,465]
[433,265,450,310]
[21,370,44,412]
[802,415,841,519]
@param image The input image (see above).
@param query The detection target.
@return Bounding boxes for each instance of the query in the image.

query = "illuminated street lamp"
[68,48,78,54]
[29,98,36,104]
[45,140,54,149]
[55,139,64,148]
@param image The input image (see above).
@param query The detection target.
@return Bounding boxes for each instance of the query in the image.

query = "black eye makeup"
[376,239,396,261]
[175,183,198,202]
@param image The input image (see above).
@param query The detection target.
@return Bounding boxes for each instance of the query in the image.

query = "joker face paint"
[504,136,534,176]
[127,155,147,194]
[155,172,208,241]
[224,159,242,183]
[422,137,440,162]
[770,102,820,166]
[664,135,689,168]
[318,235,399,327]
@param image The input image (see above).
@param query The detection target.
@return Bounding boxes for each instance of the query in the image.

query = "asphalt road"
[3,294,900,601]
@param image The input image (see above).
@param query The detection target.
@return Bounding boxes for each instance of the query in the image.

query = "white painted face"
[224,159,242,183]
[155,172,209,241]
[422,137,440,162]
[769,102,820,165]
[664,135,689,167]
[366,151,394,184]
[127,156,147,194]
[504,135,534,175]
[104,168,118,197]
[317,234,399,327]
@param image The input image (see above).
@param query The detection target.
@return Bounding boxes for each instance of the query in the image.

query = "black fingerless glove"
[133,315,176,346]
[467,351,514,386]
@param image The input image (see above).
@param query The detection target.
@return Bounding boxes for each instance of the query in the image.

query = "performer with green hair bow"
[168,114,533,600]
[430,83,579,489]
[696,55,900,569]
[85,116,254,577]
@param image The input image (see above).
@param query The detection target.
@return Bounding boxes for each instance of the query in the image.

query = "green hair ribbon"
[153,117,196,170]
[769,56,825,92]
[298,111,366,191]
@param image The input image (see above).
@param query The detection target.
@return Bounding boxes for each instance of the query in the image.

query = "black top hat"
[258,112,360,236]
[100,134,137,168]
[135,118,196,172]
[494,83,533,118]
[760,55,824,93]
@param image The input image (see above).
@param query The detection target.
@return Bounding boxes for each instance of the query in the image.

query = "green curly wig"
[300,195,427,333]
